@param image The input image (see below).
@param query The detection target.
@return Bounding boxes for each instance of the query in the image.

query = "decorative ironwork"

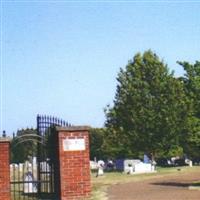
[2,130,6,137]
[10,114,70,200]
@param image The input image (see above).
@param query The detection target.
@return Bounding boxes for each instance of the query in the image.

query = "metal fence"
[10,115,70,200]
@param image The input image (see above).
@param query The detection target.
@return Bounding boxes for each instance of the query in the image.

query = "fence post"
[0,137,11,200]
[56,126,91,200]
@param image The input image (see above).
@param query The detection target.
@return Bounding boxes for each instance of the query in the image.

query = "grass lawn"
[90,166,200,200]
[189,180,200,191]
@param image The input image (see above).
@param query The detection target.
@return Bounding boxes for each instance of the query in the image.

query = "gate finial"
[2,130,6,137]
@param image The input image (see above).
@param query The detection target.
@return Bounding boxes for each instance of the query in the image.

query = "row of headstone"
[90,156,156,176]
[10,158,51,194]
[10,159,50,173]
[10,157,37,171]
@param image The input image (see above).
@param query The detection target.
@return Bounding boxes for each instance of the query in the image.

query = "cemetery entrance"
[10,115,69,200]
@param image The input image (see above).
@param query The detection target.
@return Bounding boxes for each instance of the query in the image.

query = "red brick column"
[0,138,11,200]
[56,126,91,200]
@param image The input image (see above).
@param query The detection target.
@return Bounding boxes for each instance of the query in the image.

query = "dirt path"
[107,171,200,200]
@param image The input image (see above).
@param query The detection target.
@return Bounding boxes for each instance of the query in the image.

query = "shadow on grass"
[151,181,200,188]
[192,182,200,187]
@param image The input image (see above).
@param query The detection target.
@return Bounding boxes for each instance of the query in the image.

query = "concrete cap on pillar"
[0,137,11,142]
[56,126,91,132]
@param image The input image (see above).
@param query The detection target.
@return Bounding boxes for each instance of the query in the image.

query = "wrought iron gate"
[10,115,70,200]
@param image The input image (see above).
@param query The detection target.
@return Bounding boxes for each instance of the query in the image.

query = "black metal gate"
[10,115,70,200]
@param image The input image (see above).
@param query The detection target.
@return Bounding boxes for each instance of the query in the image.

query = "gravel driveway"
[107,170,200,200]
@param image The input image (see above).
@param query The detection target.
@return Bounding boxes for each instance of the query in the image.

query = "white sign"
[63,138,86,151]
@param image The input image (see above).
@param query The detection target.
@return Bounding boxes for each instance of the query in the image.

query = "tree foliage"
[11,128,37,163]
[104,50,188,159]
[89,128,106,160]
[178,61,200,158]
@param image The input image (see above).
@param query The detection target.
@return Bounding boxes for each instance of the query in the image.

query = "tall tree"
[104,50,187,159]
[178,61,200,158]
[178,61,200,118]
[89,128,106,160]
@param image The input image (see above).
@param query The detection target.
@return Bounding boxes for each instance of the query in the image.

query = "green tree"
[89,128,106,160]
[178,61,200,118]
[178,61,200,158]
[11,128,38,163]
[105,50,187,159]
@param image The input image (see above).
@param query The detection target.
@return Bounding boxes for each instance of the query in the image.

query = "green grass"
[189,179,200,191]
[89,166,200,200]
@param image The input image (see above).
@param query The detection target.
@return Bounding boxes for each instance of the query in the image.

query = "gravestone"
[90,161,98,170]
[127,164,134,174]
[24,172,37,193]
[124,159,156,174]
[134,162,153,173]
[124,159,140,173]
[19,163,23,172]
[97,160,105,176]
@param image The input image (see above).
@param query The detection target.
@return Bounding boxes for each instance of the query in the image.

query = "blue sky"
[1,1,200,135]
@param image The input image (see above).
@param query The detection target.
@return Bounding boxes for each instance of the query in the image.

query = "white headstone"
[24,172,37,193]
[97,160,105,176]
[124,159,141,173]
[19,163,24,172]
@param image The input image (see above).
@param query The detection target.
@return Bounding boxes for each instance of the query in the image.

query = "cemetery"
[0,114,200,200]
[91,165,200,200]
[2,1,200,200]
[1,50,200,200]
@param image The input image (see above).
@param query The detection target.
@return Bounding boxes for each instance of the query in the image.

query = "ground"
[107,170,200,200]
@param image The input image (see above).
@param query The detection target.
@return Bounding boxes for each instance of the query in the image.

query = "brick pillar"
[0,138,11,200]
[56,126,91,200]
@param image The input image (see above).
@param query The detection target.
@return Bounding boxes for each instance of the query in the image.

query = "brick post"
[0,138,11,200]
[56,126,91,200]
